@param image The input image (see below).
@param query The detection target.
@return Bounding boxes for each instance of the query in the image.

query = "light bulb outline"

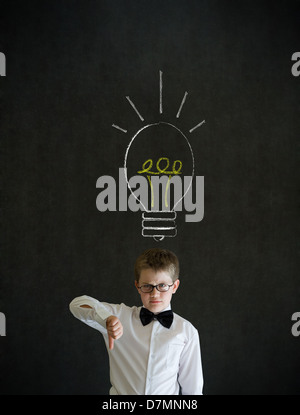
[124,121,195,214]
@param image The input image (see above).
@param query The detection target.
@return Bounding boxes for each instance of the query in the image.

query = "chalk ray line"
[176,91,188,119]
[112,124,128,133]
[159,70,163,115]
[189,120,206,133]
[126,96,145,122]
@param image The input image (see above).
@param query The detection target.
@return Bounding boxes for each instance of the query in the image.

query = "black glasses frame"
[137,283,174,293]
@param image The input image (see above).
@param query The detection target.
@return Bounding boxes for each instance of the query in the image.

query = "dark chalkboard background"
[1,0,299,395]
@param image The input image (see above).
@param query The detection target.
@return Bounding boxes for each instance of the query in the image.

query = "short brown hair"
[134,248,180,282]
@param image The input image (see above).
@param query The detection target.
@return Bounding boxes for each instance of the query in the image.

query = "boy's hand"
[106,316,123,350]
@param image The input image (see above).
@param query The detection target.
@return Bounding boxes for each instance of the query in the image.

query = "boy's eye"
[158,284,167,289]
[141,285,153,292]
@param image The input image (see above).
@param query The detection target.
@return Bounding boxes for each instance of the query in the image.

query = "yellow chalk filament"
[139,158,183,209]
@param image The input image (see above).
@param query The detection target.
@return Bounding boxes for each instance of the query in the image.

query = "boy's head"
[134,249,180,313]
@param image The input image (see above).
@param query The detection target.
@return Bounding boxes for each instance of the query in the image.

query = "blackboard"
[1,0,299,395]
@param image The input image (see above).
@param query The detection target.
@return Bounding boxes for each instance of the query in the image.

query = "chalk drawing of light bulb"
[124,122,194,241]
[113,71,205,241]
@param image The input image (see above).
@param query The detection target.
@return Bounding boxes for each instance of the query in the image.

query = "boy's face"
[135,268,180,313]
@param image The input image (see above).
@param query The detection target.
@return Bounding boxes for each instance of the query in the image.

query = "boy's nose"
[150,290,159,297]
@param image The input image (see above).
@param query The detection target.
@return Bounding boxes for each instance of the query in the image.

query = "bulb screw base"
[142,211,177,241]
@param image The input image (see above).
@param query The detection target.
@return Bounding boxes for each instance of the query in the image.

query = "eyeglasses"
[137,283,174,293]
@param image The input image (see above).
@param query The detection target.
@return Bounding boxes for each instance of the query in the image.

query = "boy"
[69,248,203,395]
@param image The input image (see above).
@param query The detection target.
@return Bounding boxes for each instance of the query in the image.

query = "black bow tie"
[140,308,174,329]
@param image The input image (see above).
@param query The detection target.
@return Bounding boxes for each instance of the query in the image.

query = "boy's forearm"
[69,296,123,350]
[69,295,112,328]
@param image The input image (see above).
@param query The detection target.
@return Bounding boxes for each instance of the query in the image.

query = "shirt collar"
[141,304,172,315]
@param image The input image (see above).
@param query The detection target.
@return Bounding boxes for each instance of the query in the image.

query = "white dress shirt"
[69,295,203,395]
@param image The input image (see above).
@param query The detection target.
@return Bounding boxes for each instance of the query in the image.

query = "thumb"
[108,334,114,350]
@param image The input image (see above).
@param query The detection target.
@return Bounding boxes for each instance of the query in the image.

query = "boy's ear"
[135,281,140,291]
[172,279,180,293]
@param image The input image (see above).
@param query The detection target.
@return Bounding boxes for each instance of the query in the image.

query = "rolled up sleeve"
[69,295,113,333]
